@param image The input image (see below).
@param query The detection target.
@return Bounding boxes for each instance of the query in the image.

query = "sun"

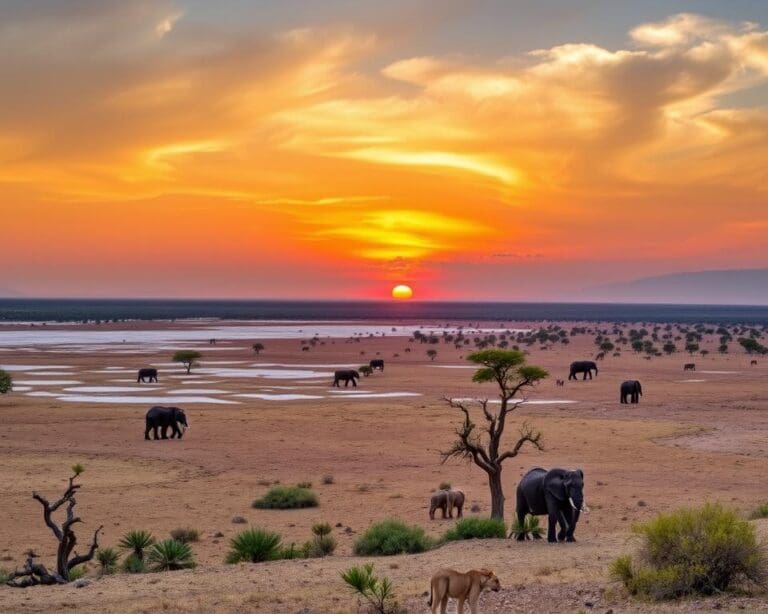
[391,284,414,300]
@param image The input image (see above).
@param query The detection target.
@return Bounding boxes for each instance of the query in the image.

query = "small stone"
[231,516,247,524]
[73,579,90,588]
[213,531,224,538]
[637,500,646,507]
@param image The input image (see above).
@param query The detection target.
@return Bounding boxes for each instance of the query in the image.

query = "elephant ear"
[576,469,584,479]
[545,475,567,501]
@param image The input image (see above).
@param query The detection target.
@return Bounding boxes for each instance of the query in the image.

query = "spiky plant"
[226,528,282,564]
[508,514,544,540]
[341,563,399,614]
[147,539,196,572]
[96,547,119,575]
[118,530,155,561]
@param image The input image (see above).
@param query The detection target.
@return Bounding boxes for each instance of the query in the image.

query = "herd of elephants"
[136,353,671,546]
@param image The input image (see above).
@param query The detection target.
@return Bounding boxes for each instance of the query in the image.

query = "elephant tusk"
[569,497,578,510]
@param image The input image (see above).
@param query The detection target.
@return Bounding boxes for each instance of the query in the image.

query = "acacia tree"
[252,342,265,355]
[172,350,201,374]
[441,350,548,519]
[0,368,12,394]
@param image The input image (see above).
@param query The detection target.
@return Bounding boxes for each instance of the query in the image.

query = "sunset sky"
[2,1,767,300]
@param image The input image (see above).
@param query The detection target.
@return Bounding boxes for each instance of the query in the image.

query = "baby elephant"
[428,568,501,614]
[429,489,465,519]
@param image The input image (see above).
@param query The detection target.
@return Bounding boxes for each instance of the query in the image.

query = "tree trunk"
[488,468,505,520]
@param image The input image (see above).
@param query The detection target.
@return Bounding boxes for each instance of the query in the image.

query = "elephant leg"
[351,378,357,387]
[152,425,160,440]
[144,423,151,440]
[514,492,529,540]
[457,502,463,518]
[546,499,559,543]
[567,510,580,542]
[556,509,570,542]
[161,425,169,439]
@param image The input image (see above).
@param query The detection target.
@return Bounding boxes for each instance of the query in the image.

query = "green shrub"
[749,503,768,520]
[0,567,11,583]
[67,565,86,581]
[252,486,318,509]
[147,539,196,571]
[118,530,155,561]
[0,369,12,394]
[508,514,544,540]
[169,527,200,543]
[611,503,765,600]
[437,482,451,491]
[312,522,332,537]
[122,554,146,574]
[304,534,337,558]
[442,517,506,541]
[226,528,283,564]
[296,481,313,489]
[353,519,431,556]
[96,547,119,575]
[342,563,400,614]
[278,543,304,560]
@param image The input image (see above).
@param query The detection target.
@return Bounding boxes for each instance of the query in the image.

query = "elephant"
[429,489,465,519]
[144,406,188,440]
[568,361,598,380]
[369,359,385,371]
[136,368,158,383]
[620,380,642,404]
[332,369,360,387]
[683,363,696,371]
[514,467,587,543]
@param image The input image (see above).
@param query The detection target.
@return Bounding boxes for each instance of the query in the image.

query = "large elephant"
[332,369,360,387]
[144,406,188,440]
[514,467,587,543]
[369,359,385,371]
[429,489,465,519]
[568,361,598,380]
[620,380,642,404]
[137,368,158,383]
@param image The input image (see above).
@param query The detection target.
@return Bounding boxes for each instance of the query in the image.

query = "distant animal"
[369,359,385,371]
[144,406,188,440]
[428,568,501,614]
[594,351,605,361]
[683,363,696,371]
[136,368,158,383]
[556,379,564,387]
[568,360,598,380]
[332,369,360,387]
[515,467,587,543]
[209,338,216,345]
[429,489,465,519]
[751,360,758,366]
[302,346,310,352]
[620,380,642,404]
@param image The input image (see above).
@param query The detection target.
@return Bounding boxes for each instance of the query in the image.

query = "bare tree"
[441,350,547,520]
[8,465,103,586]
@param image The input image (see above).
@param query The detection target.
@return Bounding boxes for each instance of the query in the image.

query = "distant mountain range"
[584,268,768,305]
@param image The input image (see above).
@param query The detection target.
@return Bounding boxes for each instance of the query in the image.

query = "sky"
[2,0,767,300]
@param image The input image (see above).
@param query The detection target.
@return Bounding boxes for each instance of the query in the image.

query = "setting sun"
[391,284,414,300]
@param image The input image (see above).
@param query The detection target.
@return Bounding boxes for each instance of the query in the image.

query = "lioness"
[428,568,501,614]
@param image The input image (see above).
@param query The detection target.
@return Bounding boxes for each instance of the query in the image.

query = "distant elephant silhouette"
[369,359,384,371]
[620,380,642,404]
[683,363,696,371]
[333,370,360,387]
[137,368,158,383]
[568,361,598,381]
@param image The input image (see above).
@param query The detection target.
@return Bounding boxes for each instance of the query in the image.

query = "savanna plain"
[0,319,766,613]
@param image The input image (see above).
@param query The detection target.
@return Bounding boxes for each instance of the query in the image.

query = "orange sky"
[2,2,767,299]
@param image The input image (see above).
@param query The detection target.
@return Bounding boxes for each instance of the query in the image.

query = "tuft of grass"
[437,482,451,491]
[353,519,431,556]
[147,540,196,572]
[118,530,155,561]
[321,475,335,485]
[169,527,200,543]
[611,503,765,600]
[252,486,318,509]
[442,517,506,542]
[0,567,11,583]
[122,554,146,574]
[341,563,400,614]
[509,514,544,540]
[96,547,119,575]
[749,503,768,520]
[226,528,283,564]
[296,481,313,489]
[67,565,86,581]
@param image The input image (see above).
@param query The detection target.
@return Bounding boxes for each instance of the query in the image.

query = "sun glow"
[391,284,414,300]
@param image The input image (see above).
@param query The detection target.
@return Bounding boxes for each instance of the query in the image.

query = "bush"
[148,539,196,571]
[122,554,146,574]
[252,486,318,509]
[438,482,451,491]
[170,527,200,543]
[278,543,304,560]
[118,530,155,560]
[353,519,431,556]
[296,481,313,489]
[226,528,283,564]
[0,369,12,394]
[749,503,768,520]
[68,565,86,581]
[508,514,544,540]
[96,547,119,575]
[0,567,11,583]
[341,563,400,614]
[611,503,765,600]
[442,517,506,541]
[321,475,335,485]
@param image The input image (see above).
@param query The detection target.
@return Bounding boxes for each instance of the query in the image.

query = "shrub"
[147,539,196,572]
[170,527,200,543]
[0,567,11,583]
[278,543,304,560]
[749,503,768,520]
[359,365,373,376]
[353,519,431,556]
[611,503,765,600]
[508,514,543,540]
[118,530,155,561]
[68,565,86,581]
[0,369,12,394]
[226,528,282,564]
[438,482,451,491]
[321,475,335,485]
[252,486,318,509]
[341,563,400,614]
[442,517,506,541]
[122,554,146,574]
[96,547,119,575]
[296,481,313,489]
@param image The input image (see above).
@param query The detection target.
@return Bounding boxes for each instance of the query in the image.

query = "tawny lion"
[428,568,501,614]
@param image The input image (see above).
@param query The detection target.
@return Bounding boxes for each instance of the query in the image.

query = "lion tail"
[427,580,433,606]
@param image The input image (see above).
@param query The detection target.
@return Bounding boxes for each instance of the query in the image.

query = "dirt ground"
[0,319,766,613]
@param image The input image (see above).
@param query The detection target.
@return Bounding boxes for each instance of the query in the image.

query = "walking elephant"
[683,363,696,371]
[514,467,587,543]
[332,369,360,387]
[144,406,188,440]
[429,489,465,519]
[137,368,158,383]
[568,361,598,380]
[369,359,385,371]
[620,380,642,404]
